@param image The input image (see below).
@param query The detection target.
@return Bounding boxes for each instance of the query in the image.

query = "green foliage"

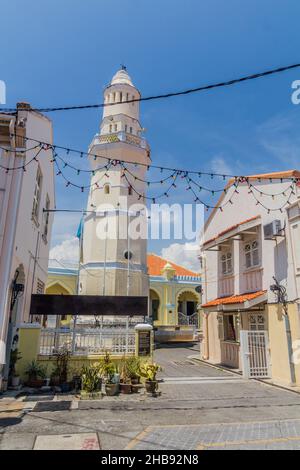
[9,348,22,376]
[119,355,131,384]
[139,363,161,382]
[99,351,115,382]
[52,346,70,384]
[126,356,141,380]
[25,360,47,380]
[81,364,102,393]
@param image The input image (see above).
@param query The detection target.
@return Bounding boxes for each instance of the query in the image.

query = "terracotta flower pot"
[119,383,132,394]
[105,383,119,396]
[145,380,158,394]
[27,379,45,388]
[131,378,140,385]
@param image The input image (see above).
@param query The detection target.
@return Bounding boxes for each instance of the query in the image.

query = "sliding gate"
[240,330,271,379]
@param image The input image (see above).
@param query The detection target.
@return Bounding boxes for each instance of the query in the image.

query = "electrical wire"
[1,62,300,113]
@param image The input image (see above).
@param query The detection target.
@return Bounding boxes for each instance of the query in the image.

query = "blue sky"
[1,0,300,268]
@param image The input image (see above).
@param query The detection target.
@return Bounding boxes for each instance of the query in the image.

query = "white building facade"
[79,68,150,299]
[200,171,300,386]
[0,103,55,387]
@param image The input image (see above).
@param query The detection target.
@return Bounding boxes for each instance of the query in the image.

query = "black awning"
[30,294,148,316]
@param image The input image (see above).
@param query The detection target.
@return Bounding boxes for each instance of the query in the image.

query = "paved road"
[1,343,300,450]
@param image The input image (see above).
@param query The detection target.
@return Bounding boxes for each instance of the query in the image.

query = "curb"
[188,355,300,396]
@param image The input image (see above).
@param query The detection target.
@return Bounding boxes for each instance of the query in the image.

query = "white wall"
[202,179,300,304]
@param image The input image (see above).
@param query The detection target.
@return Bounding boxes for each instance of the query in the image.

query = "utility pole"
[270,277,296,385]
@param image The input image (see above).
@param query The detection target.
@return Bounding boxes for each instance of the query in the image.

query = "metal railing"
[93,131,149,150]
[39,326,136,356]
[178,312,199,328]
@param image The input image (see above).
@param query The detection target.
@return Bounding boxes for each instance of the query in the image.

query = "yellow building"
[46,254,201,341]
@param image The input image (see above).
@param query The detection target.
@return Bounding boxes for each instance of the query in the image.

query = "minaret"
[79,67,150,298]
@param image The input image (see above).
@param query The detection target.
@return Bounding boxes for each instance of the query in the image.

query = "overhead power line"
[1,62,300,113]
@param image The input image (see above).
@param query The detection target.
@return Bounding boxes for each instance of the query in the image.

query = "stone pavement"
[126,419,300,450]
[1,342,300,450]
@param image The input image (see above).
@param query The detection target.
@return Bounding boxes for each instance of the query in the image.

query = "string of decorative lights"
[0,144,44,172]
[248,182,296,198]
[53,157,296,212]
[1,62,300,113]
[5,134,300,184]
[120,164,180,203]
[249,186,295,213]
[54,159,113,192]
[1,135,298,212]
[184,174,241,211]
[120,164,178,185]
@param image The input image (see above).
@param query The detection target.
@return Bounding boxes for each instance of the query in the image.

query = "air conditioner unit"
[263,220,282,240]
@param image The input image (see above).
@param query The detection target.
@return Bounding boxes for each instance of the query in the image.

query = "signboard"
[138,330,151,356]
[30,294,148,316]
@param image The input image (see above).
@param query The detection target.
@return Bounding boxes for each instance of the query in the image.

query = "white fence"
[39,327,136,356]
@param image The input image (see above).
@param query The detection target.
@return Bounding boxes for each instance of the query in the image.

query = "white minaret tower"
[79,67,150,298]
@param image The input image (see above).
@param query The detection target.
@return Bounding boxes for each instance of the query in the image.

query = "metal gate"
[240,330,271,379]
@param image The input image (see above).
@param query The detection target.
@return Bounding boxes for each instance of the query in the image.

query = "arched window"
[125,124,128,133]
[132,95,135,106]
[130,126,133,134]
[128,186,132,195]
[109,124,112,133]
[112,92,116,102]
[104,184,110,195]
[119,92,123,102]
[114,123,118,132]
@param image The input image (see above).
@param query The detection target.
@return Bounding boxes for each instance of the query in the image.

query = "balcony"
[242,268,263,293]
[92,131,149,151]
[218,275,234,297]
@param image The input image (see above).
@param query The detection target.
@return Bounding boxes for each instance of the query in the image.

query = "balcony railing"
[242,268,263,293]
[92,131,149,151]
[218,275,234,297]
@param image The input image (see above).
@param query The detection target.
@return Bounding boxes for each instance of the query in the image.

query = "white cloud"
[49,237,79,263]
[50,213,82,245]
[210,155,233,176]
[161,242,200,272]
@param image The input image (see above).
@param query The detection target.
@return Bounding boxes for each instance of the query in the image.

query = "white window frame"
[221,251,233,275]
[290,221,300,274]
[42,194,50,242]
[32,166,43,224]
[244,239,260,269]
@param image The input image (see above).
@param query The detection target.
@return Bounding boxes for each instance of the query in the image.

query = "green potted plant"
[140,362,161,394]
[119,356,132,394]
[126,357,142,392]
[80,363,102,399]
[51,346,70,391]
[99,352,119,396]
[9,348,22,387]
[25,360,47,388]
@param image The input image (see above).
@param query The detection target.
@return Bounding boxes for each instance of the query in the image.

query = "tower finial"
[121,64,127,71]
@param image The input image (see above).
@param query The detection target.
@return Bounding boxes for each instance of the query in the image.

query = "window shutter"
[217,314,224,340]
